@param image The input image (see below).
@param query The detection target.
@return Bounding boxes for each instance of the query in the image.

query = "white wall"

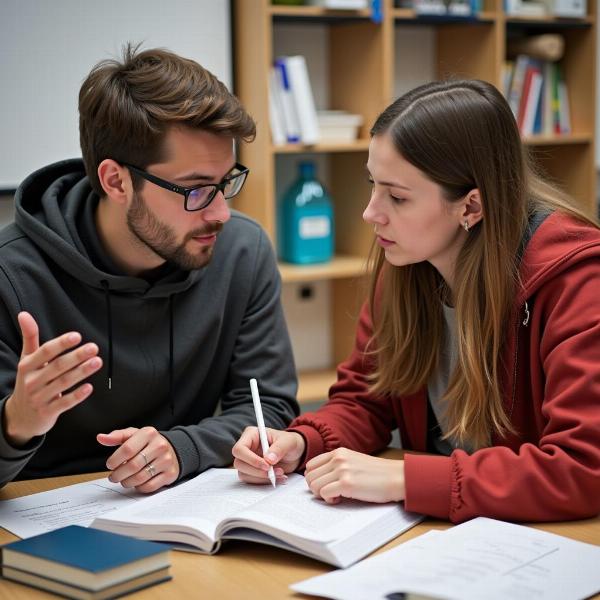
[0,0,231,190]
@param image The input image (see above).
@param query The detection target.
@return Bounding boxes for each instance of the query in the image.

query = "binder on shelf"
[269,67,287,146]
[558,77,571,134]
[521,68,543,136]
[507,54,530,119]
[274,58,301,144]
[281,55,320,145]
[542,61,554,135]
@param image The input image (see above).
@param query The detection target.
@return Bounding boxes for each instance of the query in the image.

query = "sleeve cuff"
[287,425,326,471]
[404,452,453,520]
[161,429,201,480]
[0,396,44,459]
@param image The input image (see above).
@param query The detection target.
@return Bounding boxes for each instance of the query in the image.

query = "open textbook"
[91,468,423,568]
[291,517,600,600]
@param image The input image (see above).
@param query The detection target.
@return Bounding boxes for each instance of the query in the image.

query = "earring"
[463,220,470,232]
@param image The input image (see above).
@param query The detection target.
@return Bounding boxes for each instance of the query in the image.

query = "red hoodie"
[289,212,600,523]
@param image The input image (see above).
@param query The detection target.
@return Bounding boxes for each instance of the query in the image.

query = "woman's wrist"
[388,459,406,502]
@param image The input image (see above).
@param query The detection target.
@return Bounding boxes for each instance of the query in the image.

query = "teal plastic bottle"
[278,161,334,264]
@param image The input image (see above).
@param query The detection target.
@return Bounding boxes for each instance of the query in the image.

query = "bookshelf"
[232,0,597,404]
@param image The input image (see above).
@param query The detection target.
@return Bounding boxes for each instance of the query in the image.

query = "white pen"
[249,378,276,488]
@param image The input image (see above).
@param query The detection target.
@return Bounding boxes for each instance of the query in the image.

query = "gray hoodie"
[0,159,298,486]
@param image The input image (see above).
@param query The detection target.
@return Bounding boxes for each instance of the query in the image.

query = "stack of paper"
[291,517,600,600]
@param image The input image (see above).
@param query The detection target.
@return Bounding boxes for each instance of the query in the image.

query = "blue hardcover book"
[1,525,171,598]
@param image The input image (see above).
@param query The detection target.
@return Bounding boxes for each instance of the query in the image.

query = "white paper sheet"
[0,478,141,538]
[291,517,600,600]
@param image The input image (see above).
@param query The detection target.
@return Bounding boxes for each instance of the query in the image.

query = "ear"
[459,188,483,230]
[97,159,131,205]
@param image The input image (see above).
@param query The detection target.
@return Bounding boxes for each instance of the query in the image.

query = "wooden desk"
[1,466,599,599]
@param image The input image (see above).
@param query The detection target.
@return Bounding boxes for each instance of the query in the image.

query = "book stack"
[317,111,364,143]
[1,525,171,599]
[504,54,571,137]
[396,0,480,16]
[505,0,587,17]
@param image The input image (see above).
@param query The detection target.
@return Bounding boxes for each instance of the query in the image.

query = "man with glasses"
[0,45,299,491]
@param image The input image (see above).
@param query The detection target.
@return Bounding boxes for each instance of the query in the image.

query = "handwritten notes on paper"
[291,517,600,600]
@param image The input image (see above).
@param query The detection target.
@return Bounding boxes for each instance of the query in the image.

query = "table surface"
[1,461,599,600]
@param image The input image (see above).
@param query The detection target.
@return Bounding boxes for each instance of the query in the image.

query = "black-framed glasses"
[123,162,249,211]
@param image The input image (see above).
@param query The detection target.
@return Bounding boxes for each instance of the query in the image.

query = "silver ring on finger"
[140,451,148,466]
[145,463,157,478]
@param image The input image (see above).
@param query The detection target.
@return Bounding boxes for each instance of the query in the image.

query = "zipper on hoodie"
[509,302,529,420]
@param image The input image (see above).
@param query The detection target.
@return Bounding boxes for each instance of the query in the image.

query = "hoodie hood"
[518,210,600,304]
[14,158,204,297]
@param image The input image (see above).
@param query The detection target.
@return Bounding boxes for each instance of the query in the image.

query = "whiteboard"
[0,0,231,190]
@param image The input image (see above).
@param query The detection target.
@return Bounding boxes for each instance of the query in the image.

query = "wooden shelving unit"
[233,0,596,404]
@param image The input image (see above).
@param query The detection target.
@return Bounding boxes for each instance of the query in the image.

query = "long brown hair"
[367,79,597,448]
[79,43,256,196]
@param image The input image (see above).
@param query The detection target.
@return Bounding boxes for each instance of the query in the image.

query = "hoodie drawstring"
[100,281,174,414]
[522,301,530,326]
[169,294,174,416]
[100,280,113,391]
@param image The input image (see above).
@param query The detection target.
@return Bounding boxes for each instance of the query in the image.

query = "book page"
[0,478,140,539]
[93,469,413,548]
[231,472,413,543]
[93,469,280,542]
[292,517,600,600]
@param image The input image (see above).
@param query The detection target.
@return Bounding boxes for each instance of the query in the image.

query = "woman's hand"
[305,448,405,504]
[232,427,306,484]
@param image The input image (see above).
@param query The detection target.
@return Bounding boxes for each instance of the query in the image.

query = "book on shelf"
[505,0,549,16]
[504,54,570,137]
[291,517,600,600]
[91,468,424,569]
[553,0,587,16]
[1,525,171,600]
[283,55,320,144]
[271,55,320,146]
[268,67,287,146]
[505,0,587,16]
[413,0,475,16]
[273,58,301,144]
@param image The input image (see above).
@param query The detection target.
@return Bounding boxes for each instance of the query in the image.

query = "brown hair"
[79,43,256,196]
[367,79,597,448]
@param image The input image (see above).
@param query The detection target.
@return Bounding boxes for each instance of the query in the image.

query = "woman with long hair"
[233,79,600,522]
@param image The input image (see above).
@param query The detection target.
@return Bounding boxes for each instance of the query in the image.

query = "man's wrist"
[2,397,31,448]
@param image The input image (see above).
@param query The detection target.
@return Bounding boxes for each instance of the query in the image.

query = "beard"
[126,191,223,271]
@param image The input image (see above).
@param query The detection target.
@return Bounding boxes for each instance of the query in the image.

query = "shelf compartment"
[505,15,594,27]
[392,8,498,23]
[270,5,372,21]
[523,133,593,146]
[273,139,371,154]
[279,254,368,283]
